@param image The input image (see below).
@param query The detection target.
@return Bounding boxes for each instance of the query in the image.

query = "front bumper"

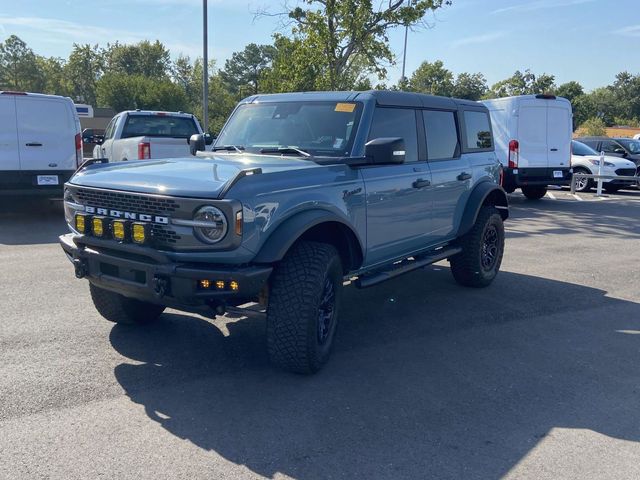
[59,233,272,308]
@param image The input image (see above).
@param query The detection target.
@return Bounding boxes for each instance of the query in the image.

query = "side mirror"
[613,148,626,155]
[365,137,406,165]
[189,133,206,155]
[93,135,104,145]
[204,133,214,145]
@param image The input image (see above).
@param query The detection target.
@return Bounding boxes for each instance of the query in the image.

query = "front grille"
[75,188,179,216]
[73,187,183,248]
[615,168,637,177]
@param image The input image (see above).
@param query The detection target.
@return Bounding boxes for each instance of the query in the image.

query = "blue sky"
[0,0,637,91]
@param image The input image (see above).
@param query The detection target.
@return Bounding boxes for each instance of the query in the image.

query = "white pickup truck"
[91,110,207,162]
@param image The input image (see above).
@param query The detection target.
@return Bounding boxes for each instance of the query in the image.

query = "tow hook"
[152,275,169,298]
[73,258,88,279]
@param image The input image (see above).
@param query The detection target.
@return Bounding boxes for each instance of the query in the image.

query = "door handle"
[457,172,472,181]
[413,178,431,188]
[550,148,558,152]
[25,142,43,147]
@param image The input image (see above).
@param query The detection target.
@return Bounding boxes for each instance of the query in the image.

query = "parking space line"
[572,194,583,201]
[546,192,556,200]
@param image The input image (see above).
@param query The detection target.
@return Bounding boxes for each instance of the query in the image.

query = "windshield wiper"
[212,145,245,153]
[260,146,311,157]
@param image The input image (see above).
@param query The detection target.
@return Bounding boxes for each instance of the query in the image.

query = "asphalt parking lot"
[1,189,640,480]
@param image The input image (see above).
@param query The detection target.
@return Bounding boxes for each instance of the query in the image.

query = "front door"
[361,107,433,267]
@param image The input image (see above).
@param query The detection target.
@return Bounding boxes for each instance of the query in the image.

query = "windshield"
[617,139,640,153]
[572,140,598,156]
[122,115,199,139]
[215,101,363,157]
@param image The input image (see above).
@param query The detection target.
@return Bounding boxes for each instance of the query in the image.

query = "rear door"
[517,101,548,168]
[546,102,571,168]
[16,96,75,171]
[0,95,20,171]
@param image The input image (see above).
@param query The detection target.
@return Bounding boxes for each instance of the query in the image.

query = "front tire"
[450,206,505,288]
[89,283,165,324]
[521,186,547,200]
[573,168,593,192]
[266,241,343,374]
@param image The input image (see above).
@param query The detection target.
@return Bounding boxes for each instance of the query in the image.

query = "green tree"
[554,81,584,103]
[487,69,556,98]
[0,35,43,91]
[452,72,487,100]
[65,44,104,105]
[610,71,640,121]
[104,40,171,78]
[220,43,277,95]
[272,0,452,90]
[260,35,322,92]
[409,60,454,96]
[577,117,606,136]
[96,73,187,111]
[36,56,70,95]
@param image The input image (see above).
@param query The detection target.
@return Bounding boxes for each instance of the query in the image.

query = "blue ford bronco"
[60,91,508,374]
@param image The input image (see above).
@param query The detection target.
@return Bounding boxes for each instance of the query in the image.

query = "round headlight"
[193,206,228,244]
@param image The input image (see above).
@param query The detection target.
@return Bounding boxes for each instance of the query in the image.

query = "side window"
[423,110,459,160]
[600,140,619,153]
[368,108,418,162]
[463,110,493,150]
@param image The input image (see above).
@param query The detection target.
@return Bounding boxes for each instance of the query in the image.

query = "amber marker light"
[216,280,225,290]
[92,217,104,237]
[230,281,239,291]
[235,211,243,236]
[199,279,211,289]
[112,220,126,241]
[75,214,86,233]
[132,223,146,244]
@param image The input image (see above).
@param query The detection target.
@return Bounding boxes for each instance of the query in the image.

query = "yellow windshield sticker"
[335,103,356,113]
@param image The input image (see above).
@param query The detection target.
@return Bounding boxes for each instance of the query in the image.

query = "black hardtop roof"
[244,90,485,110]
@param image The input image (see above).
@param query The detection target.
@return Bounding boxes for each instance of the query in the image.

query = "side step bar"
[355,247,462,289]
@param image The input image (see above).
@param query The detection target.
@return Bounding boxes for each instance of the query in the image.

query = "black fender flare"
[457,182,509,237]
[253,209,363,265]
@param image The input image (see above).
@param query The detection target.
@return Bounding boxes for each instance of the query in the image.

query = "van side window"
[423,110,459,160]
[463,111,493,150]
[368,108,418,162]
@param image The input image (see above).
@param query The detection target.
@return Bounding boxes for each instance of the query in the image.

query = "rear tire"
[266,241,342,374]
[521,186,547,200]
[450,206,505,288]
[89,283,165,325]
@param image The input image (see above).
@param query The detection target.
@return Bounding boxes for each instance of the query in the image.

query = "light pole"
[399,0,411,88]
[202,0,209,133]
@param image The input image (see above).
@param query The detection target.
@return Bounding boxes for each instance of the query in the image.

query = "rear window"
[423,110,459,160]
[121,115,199,139]
[463,110,493,150]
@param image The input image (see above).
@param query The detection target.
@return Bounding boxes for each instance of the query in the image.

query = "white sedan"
[571,140,638,193]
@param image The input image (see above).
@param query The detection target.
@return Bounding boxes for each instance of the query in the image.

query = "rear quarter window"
[463,110,493,151]
[423,110,459,160]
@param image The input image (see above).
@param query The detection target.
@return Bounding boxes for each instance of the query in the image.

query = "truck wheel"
[266,241,343,374]
[521,186,547,200]
[573,168,592,192]
[89,283,165,325]
[450,206,504,288]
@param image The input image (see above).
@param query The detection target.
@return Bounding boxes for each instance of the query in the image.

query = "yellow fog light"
[230,281,239,291]
[92,217,104,237]
[75,214,87,233]
[199,279,211,289]
[112,220,126,241]
[132,223,147,244]
[216,280,225,290]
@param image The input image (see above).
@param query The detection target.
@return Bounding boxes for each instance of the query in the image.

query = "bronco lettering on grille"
[84,205,169,224]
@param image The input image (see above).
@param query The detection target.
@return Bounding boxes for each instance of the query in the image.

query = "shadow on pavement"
[0,197,67,245]
[110,267,640,479]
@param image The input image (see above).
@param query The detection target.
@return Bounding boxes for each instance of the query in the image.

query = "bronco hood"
[69,154,319,198]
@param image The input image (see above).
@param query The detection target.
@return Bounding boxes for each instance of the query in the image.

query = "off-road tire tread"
[90,283,164,324]
[450,206,504,288]
[267,241,341,374]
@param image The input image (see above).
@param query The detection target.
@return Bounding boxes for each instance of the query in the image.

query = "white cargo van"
[0,91,82,197]
[482,95,572,199]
